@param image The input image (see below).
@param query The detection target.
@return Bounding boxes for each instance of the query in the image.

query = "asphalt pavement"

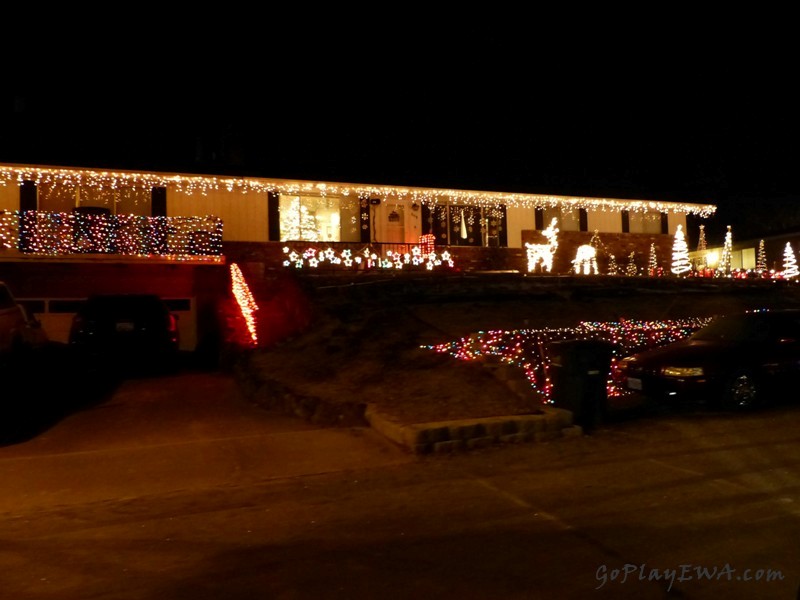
[0,364,411,512]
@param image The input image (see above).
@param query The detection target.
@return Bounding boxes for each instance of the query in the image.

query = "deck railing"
[280,240,455,271]
[0,210,223,259]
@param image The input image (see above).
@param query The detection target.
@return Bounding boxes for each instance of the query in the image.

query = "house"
[0,162,718,346]
[688,224,800,278]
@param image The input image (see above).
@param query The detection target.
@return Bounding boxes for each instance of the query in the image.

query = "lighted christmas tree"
[280,197,321,241]
[608,254,619,275]
[696,224,708,270]
[783,242,798,278]
[625,251,638,276]
[648,243,658,276]
[719,225,733,276]
[671,224,691,275]
[756,239,767,274]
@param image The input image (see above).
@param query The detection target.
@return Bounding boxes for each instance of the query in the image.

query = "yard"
[232,273,800,425]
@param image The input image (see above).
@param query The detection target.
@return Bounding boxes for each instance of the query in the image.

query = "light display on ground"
[229,263,259,345]
[671,224,691,275]
[525,218,559,273]
[423,317,712,404]
[572,243,598,274]
[282,245,454,270]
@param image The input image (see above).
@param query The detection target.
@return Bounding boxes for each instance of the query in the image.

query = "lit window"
[279,194,359,242]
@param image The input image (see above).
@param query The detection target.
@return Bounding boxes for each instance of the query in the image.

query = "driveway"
[0,364,411,512]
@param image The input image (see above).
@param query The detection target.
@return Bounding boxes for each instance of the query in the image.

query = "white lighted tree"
[783,242,798,279]
[756,239,767,274]
[719,225,733,277]
[608,254,619,275]
[671,225,691,275]
[648,243,658,276]
[625,252,638,276]
[280,197,321,241]
[696,224,708,270]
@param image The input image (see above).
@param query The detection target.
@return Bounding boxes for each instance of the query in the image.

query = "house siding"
[0,183,17,211]
[168,187,269,242]
[0,163,713,267]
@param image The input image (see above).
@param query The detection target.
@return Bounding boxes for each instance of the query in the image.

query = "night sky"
[3,22,798,249]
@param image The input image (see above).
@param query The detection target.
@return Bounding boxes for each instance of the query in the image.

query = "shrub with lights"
[424,317,711,404]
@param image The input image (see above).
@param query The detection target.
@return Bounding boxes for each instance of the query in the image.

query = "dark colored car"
[0,281,48,366]
[68,294,180,374]
[617,308,800,410]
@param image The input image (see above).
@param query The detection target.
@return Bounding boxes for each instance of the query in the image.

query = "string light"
[423,317,711,403]
[782,242,799,279]
[282,244,455,270]
[0,163,717,217]
[526,218,559,273]
[719,226,733,277]
[671,224,691,275]
[0,210,222,259]
[419,234,436,255]
[572,244,599,275]
[756,240,767,274]
[648,243,658,276]
[229,263,259,345]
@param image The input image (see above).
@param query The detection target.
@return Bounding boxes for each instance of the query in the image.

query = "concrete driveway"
[0,366,411,512]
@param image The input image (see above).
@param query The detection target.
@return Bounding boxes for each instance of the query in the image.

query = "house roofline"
[0,162,717,218]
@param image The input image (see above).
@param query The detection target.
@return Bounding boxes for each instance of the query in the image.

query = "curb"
[364,404,581,455]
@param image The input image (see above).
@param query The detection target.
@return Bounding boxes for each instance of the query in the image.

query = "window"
[36,182,151,216]
[426,204,506,247]
[279,194,360,242]
[628,210,663,234]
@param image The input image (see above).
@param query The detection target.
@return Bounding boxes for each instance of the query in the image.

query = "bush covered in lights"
[424,317,712,403]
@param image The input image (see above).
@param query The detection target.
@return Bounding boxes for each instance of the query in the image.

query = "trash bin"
[546,339,615,432]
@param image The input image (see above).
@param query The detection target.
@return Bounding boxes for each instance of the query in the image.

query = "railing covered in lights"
[0,210,223,260]
[282,242,455,271]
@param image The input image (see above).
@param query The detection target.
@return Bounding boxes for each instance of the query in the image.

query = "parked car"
[68,293,180,374]
[0,281,48,361]
[617,308,800,410]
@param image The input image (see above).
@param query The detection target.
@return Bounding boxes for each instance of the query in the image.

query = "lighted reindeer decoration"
[526,218,559,273]
[572,244,599,274]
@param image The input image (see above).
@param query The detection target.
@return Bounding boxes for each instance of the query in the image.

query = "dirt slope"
[238,273,800,424]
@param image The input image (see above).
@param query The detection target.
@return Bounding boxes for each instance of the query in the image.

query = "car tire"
[721,371,761,410]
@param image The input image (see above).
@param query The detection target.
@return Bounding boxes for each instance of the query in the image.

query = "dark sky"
[3,22,798,248]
